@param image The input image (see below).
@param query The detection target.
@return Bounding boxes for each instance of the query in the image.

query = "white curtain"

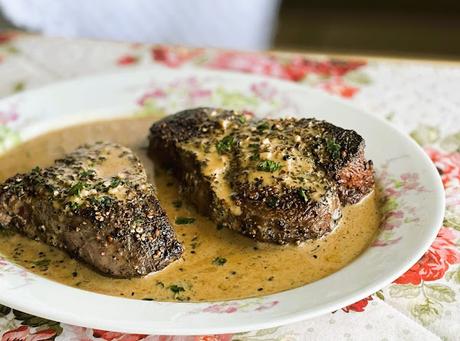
[0,0,281,50]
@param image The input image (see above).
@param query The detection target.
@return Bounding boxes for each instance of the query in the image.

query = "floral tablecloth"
[0,32,459,341]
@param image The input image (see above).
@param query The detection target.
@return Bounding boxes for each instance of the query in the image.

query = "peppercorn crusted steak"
[149,107,374,244]
[0,142,183,277]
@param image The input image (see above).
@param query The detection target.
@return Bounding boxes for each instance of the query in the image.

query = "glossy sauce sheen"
[0,117,380,302]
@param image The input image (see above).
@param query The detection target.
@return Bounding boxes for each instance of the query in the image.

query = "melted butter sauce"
[0,117,381,302]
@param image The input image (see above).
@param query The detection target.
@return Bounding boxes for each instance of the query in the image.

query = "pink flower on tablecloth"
[284,57,366,81]
[342,296,373,313]
[0,109,18,125]
[92,329,147,341]
[1,325,56,341]
[151,46,202,68]
[193,335,233,341]
[117,55,139,66]
[394,227,460,285]
[425,147,460,189]
[321,77,359,98]
[207,52,288,79]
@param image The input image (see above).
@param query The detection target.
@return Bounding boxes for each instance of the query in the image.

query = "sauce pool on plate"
[0,117,381,302]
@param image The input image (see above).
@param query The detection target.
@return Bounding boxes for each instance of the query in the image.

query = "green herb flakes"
[169,284,185,294]
[79,169,96,180]
[298,188,308,202]
[216,135,236,154]
[257,160,282,172]
[326,138,341,159]
[257,121,270,132]
[266,196,279,208]
[175,217,195,225]
[109,177,123,188]
[68,182,85,196]
[212,256,227,266]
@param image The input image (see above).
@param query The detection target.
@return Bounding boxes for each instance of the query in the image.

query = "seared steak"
[149,107,374,244]
[0,142,183,277]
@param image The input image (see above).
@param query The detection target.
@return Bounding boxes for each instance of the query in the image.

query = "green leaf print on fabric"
[0,304,11,317]
[410,125,440,147]
[411,300,441,326]
[444,210,460,231]
[343,70,371,85]
[12,309,63,336]
[0,126,20,153]
[440,131,460,153]
[389,284,421,298]
[445,269,460,284]
[424,284,455,303]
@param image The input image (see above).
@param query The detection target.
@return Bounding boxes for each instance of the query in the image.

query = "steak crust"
[149,107,374,244]
[0,142,183,277]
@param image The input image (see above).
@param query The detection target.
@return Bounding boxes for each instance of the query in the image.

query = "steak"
[0,142,183,277]
[149,107,374,244]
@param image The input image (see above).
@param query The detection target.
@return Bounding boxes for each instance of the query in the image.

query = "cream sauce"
[0,117,381,302]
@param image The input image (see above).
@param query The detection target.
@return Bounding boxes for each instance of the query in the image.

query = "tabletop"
[0,32,459,341]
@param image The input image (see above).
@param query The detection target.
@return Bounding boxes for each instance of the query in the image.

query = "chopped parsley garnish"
[169,284,185,294]
[257,121,270,132]
[298,188,308,202]
[175,217,195,225]
[79,169,96,180]
[249,143,260,161]
[257,160,282,172]
[326,138,341,159]
[216,135,236,154]
[266,196,279,208]
[238,115,246,124]
[250,154,260,161]
[100,196,113,206]
[32,166,41,174]
[33,258,50,270]
[109,177,123,188]
[66,201,81,211]
[212,256,227,266]
[172,200,182,209]
[68,181,85,196]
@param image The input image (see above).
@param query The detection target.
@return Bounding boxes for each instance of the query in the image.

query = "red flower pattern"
[151,46,202,68]
[321,78,359,98]
[394,227,460,285]
[425,147,460,188]
[117,55,139,66]
[1,325,56,341]
[0,32,16,44]
[143,46,367,98]
[208,52,288,79]
[92,329,146,341]
[342,296,373,313]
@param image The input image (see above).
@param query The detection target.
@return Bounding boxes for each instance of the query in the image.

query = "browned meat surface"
[0,142,183,277]
[149,107,374,244]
